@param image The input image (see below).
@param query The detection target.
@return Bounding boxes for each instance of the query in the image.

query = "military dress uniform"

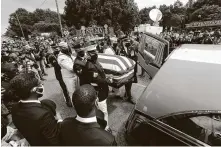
[57,42,76,106]
[48,54,72,107]
[82,57,110,131]
[82,60,109,102]
[73,56,87,86]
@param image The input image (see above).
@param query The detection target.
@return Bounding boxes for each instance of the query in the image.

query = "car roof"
[135,44,221,119]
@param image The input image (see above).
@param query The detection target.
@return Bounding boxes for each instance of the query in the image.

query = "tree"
[64,0,140,33]
[6,8,63,38]
[5,28,16,37]
[7,8,34,38]
[187,0,195,8]
[192,0,221,10]
[189,0,221,22]
[139,6,156,24]
[190,5,221,21]
[33,22,60,33]
[138,0,221,30]
[33,9,60,23]
[158,0,186,28]
[170,14,182,27]
[174,0,183,8]
[172,0,186,14]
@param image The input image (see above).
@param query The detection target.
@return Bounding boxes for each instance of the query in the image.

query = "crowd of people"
[160,29,221,49]
[1,28,221,146]
[1,34,138,146]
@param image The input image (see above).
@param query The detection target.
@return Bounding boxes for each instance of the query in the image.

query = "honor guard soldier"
[48,53,72,107]
[57,42,76,107]
[73,43,87,86]
[82,43,112,132]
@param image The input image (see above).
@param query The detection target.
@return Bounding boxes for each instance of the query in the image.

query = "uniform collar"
[19,100,41,104]
[76,115,97,123]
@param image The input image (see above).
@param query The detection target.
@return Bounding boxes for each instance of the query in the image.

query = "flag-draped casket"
[97,53,135,88]
[72,53,136,88]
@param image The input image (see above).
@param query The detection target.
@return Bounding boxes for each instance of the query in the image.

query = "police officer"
[82,44,112,132]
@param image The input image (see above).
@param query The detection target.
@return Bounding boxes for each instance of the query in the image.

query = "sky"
[1,0,188,34]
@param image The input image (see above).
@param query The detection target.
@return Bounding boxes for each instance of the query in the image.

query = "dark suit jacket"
[60,117,117,146]
[12,100,61,146]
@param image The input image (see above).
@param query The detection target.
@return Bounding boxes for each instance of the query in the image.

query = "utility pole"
[55,0,63,37]
[15,12,25,38]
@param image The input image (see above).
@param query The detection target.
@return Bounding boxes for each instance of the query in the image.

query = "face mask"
[61,47,70,55]
[78,51,85,58]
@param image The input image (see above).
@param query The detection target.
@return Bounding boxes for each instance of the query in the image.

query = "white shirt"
[19,100,41,104]
[76,115,97,123]
[57,52,76,78]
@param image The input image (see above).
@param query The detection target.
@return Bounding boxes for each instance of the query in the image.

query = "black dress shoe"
[45,64,50,68]
[43,73,48,76]
[41,77,46,81]
[139,74,145,78]
[124,95,136,104]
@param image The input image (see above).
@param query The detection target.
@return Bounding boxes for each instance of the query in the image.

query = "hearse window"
[140,34,166,67]
[163,114,221,146]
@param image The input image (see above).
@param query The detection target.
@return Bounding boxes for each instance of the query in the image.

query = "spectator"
[60,84,117,146]
[11,72,61,146]
[202,32,213,44]
[37,45,48,76]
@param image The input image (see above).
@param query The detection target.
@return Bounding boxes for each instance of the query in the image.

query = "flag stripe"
[118,56,131,69]
[99,62,122,72]
[98,58,124,71]
[120,56,134,67]
[98,54,127,70]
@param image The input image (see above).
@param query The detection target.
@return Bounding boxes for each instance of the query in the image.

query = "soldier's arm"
[85,69,108,84]
[93,75,109,84]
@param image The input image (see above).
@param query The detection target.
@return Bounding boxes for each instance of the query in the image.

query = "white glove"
[107,78,113,84]
[93,72,98,78]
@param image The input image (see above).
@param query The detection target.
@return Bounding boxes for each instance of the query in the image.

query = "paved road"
[41,66,150,145]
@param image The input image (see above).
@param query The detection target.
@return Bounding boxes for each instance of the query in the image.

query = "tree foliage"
[5,0,221,38]
[190,5,221,21]
[139,6,156,24]
[186,0,221,23]
[139,0,221,29]
[6,8,63,38]
[139,0,186,28]
[64,0,140,33]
